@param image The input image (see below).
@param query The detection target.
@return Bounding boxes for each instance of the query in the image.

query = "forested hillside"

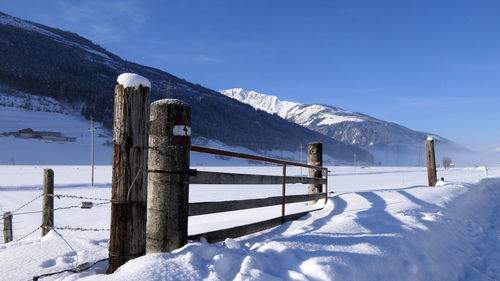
[0,12,373,163]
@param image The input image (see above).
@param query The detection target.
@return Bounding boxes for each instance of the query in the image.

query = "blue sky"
[1,0,499,146]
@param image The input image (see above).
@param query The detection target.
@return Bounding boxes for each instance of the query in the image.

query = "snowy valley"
[0,6,498,281]
[0,165,498,280]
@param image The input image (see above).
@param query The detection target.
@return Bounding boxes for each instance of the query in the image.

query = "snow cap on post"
[117,73,151,89]
[426,136,434,141]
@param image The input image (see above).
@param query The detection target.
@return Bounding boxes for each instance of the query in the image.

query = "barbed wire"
[10,194,44,215]
[52,228,79,268]
[8,210,43,216]
[53,226,110,232]
[32,258,109,280]
[14,225,41,242]
[48,194,111,202]
[8,193,109,217]
[11,201,111,216]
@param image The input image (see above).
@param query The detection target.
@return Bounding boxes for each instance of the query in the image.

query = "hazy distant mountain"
[0,12,373,164]
[221,88,463,166]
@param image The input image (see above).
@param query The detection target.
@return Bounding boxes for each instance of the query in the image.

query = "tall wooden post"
[425,137,437,186]
[308,142,323,205]
[146,99,191,254]
[3,212,12,243]
[41,169,54,236]
[108,82,150,273]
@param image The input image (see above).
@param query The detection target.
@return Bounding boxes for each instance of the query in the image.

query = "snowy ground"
[0,165,498,281]
[0,103,112,165]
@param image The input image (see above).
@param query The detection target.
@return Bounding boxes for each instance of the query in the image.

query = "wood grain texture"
[108,85,149,273]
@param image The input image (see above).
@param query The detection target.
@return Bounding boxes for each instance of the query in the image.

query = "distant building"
[5,128,75,142]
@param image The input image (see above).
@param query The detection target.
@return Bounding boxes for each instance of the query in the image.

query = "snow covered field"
[0,165,498,280]
[0,102,112,165]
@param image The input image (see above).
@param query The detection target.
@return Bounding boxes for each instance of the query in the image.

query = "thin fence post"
[281,164,286,219]
[108,78,150,273]
[146,99,191,254]
[41,169,54,237]
[3,212,12,243]
[425,137,437,186]
[308,142,323,205]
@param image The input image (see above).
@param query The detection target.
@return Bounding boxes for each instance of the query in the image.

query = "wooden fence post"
[425,137,437,186]
[41,169,54,237]
[146,99,191,254]
[308,142,323,205]
[3,212,12,243]
[281,164,286,218]
[108,79,150,273]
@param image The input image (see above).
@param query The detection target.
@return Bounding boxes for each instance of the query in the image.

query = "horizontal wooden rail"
[191,145,328,171]
[188,209,322,243]
[186,144,328,243]
[190,171,326,185]
[189,193,327,216]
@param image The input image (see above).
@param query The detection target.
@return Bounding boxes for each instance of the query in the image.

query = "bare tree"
[442,156,452,169]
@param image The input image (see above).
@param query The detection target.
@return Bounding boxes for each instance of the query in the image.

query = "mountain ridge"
[0,12,373,164]
[221,88,462,166]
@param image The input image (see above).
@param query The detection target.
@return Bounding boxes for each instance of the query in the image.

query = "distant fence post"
[308,142,323,205]
[425,137,437,186]
[108,79,150,273]
[146,99,191,254]
[41,169,54,237]
[3,212,12,243]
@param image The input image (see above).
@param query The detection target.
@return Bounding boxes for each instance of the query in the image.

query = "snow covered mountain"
[221,88,367,132]
[0,12,373,164]
[221,88,462,166]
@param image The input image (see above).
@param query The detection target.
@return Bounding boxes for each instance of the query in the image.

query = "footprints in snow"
[40,259,56,268]
[40,252,75,268]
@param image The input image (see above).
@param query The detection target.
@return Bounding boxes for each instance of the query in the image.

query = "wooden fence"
[187,145,329,243]
[143,99,329,258]
[67,78,439,273]
[1,78,442,276]
[1,81,443,277]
